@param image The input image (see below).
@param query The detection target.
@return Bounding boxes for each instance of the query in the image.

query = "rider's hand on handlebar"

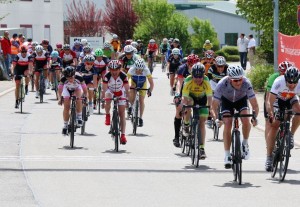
[147,89,152,97]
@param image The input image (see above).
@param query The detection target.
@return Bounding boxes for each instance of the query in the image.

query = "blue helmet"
[51,51,59,58]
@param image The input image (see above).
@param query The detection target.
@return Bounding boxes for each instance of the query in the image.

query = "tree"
[133,0,189,50]
[65,0,104,42]
[103,0,138,42]
[190,17,219,53]
[236,0,299,52]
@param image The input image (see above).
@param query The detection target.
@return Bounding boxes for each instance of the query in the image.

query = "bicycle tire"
[232,130,242,185]
[39,76,44,103]
[70,105,76,148]
[133,100,139,135]
[191,122,198,166]
[213,121,219,141]
[271,131,281,178]
[195,123,201,168]
[97,84,101,114]
[31,74,34,92]
[279,132,291,181]
[81,106,87,135]
[113,110,119,152]
[20,82,24,113]
[53,73,58,100]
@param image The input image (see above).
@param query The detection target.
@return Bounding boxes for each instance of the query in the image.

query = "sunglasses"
[287,81,297,84]
[21,51,27,53]
[85,62,94,66]
[217,65,225,67]
[232,79,243,82]
[125,52,132,55]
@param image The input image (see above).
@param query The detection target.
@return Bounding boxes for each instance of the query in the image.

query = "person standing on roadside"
[1,31,12,76]
[237,33,248,70]
[247,34,256,68]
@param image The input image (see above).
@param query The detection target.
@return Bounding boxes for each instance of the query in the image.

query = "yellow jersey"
[182,75,212,99]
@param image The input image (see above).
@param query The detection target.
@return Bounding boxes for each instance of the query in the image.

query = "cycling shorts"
[221,96,249,115]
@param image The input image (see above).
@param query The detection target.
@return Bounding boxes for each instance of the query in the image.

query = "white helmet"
[172,48,180,55]
[215,56,226,66]
[81,39,88,46]
[205,40,210,44]
[134,59,146,70]
[83,54,95,62]
[227,65,244,79]
[35,45,43,52]
[131,41,138,48]
[103,42,111,48]
[149,39,155,43]
[112,34,118,39]
[124,45,134,53]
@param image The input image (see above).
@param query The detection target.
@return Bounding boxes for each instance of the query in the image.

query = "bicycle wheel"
[81,105,87,135]
[191,123,198,166]
[53,74,58,100]
[97,84,101,114]
[31,74,34,92]
[271,131,281,178]
[133,100,139,135]
[279,132,291,181]
[232,130,242,185]
[213,120,219,141]
[180,119,186,153]
[39,76,44,103]
[70,106,76,148]
[149,59,153,74]
[113,110,119,152]
[195,123,201,168]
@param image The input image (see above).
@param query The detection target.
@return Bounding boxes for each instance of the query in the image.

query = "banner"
[69,37,104,50]
[278,32,300,68]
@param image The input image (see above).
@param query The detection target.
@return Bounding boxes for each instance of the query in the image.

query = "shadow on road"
[80,133,97,137]
[183,164,216,171]
[102,149,131,154]
[14,112,31,115]
[127,133,151,137]
[59,146,88,150]
[215,181,261,188]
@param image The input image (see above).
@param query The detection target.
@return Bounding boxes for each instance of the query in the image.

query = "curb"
[0,87,15,97]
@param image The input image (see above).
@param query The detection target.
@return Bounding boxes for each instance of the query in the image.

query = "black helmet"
[192,63,205,78]
[284,66,300,83]
[63,66,75,77]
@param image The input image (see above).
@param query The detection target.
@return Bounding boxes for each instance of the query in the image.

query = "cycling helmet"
[278,61,293,73]
[169,38,173,43]
[124,45,134,54]
[50,51,59,58]
[81,39,88,46]
[172,48,180,55]
[63,44,70,50]
[31,41,38,47]
[41,39,49,45]
[205,50,214,59]
[182,57,188,64]
[215,56,226,66]
[187,54,195,64]
[74,40,81,46]
[192,63,205,78]
[35,45,44,52]
[131,41,138,48]
[149,39,155,43]
[20,46,27,53]
[94,48,104,57]
[112,34,118,39]
[133,48,137,54]
[103,42,111,48]
[284,66,300,83]
[107,60,122,70]
[83,54,95,62]
[163,38,168,43]
[83,45,91,52]
[134,59,146,70]
[173,38,180,43]
[227,65,244,79]
[125,39,133,45]
[194,55,200,63]
[205,40,210,44]
[63,66,75,77]
[137,39,142,43]
[56,43,62,49]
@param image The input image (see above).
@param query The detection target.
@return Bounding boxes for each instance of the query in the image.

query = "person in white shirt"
[237,33,249,70]
[247,34,256,68]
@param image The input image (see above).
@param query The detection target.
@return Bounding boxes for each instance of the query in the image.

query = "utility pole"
[273,0,279,71]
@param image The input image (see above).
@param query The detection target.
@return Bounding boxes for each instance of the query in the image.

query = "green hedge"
[215,50,228,59]
[247,64,274,91]
[227,55,240,62]
[222,46,239,55]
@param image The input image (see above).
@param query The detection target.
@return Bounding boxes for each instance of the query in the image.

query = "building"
[170,0,256,47]
[0,0,64,45]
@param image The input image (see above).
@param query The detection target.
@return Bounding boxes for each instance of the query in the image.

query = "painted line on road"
[0,86,15,97]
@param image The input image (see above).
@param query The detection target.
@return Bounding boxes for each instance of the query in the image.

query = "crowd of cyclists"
[10,33,300,173]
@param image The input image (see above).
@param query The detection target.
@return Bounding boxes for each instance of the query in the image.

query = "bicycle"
[212,106,221,141]
[148,53,154,74]
[183,104,210,168]
[161,52,167,72]
[223,110,255,185]
[17,75,25,113]
[271,108,300,181]
[30,73,34,92]
[95,82,102,114]
[105,96,127,152]
[130,87,148,135]
[50,68,59,100]
[37,68,46,103]
[81,97,88,135]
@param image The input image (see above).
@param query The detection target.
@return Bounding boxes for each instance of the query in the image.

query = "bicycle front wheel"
[39,77,44,103]
[70,106,76,148]
[279,132,291,181]
[19,83,24,113]
[81,106,87,135]
[97,84,102,114]
[113,110,119,152]
[271,131,281,178]
[133,100,139,135]
[232,130,242,184]
[195,124,201,168]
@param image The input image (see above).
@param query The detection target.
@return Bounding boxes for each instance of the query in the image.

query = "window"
[44,25,50,41]
[225,33,238,46]
[0,24,7,28]
[20,24,33,39]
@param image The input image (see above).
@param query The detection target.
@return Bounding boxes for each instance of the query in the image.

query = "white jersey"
[270,75,300,100]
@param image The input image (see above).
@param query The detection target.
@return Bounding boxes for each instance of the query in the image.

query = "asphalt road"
[1,64,300,207]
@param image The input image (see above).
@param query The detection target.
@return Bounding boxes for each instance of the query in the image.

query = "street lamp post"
[273,0,279,71]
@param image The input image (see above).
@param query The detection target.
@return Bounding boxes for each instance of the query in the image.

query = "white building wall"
[0,0,64,45]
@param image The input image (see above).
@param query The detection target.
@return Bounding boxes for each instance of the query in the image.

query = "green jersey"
[266,72,280,92]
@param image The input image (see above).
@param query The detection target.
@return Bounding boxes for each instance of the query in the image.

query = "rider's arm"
[147,76,154,93]
[267,93,276,117]
[210,98,220,120]
[249,97,259,117]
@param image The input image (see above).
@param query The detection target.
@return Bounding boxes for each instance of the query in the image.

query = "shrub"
[222,46,238,55]
[227,55,240,62]
[215,50,228,59]
[247,64,274,91]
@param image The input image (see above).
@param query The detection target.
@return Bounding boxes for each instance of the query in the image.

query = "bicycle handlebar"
[182,105,210,109]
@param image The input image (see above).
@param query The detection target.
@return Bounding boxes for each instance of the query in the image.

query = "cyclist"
[210,65,259,169]
[172,54,196,147]
[102,42,114,60]
[81,39,89,47]
[206,56,228,128]
[55,43,63,54]
[265,66,300,171]
[202,40,213,52]
[145,39,158,70]
[110,34,121,59]
[30,45,51,98]
[11,46,32,108]
[127,59,154,127]
[49,51,63,90]
[79,45,94,64]
[167,48,182,96]
[160,38,170,70]
[28,41,38,55]
[201,50,215,75]
[181,62,212,159]
[119,45,138,74]
[58,66,87,135]
[263,61,293,160]
[136,39,145,59]
[167,38,183,59]
[102,60,129,145]
[76,54,98,114]
[72,40,83,59]
[60,44,77,68]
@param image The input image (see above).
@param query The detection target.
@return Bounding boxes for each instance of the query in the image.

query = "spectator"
[18,33,25,46]
[10,33,20,62]
[1,31,12,76]
[247,34,256,68]
[237,33,249,70]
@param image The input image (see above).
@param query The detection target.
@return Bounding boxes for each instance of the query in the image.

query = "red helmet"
[42,39,49,45]
[278,61,293,73]
[20,45,28,53]
[56,43,62,48]
[125,39,132,45]
[187,54,195,64]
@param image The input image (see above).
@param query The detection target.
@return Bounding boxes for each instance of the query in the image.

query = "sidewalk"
[0,80,15,97]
